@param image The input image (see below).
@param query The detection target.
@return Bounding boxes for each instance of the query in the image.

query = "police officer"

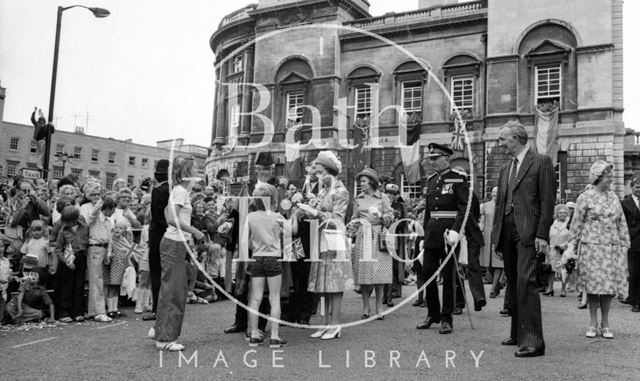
[416,143,470,334]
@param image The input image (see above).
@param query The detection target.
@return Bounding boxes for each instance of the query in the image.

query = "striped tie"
[504,158,519,215]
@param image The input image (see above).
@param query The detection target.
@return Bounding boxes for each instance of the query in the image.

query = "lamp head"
[89,7,110,18]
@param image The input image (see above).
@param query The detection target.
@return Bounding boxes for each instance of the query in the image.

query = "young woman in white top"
[150,156,204,351]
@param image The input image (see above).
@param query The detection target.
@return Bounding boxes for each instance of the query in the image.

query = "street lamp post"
[43,5,110,180]
[55,151,71,178]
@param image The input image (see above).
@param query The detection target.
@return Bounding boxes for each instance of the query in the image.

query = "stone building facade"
[0,86,208,188]
[207,0,633,201]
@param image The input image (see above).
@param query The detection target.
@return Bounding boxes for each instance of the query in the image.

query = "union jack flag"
[450,118,466,152]
[113,238,145,264]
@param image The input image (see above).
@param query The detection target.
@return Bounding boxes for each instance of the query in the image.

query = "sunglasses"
[428,155,443,161]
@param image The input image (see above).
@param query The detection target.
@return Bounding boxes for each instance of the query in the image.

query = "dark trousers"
[503,282,513,311]
[148,227,165,314]
[384,258,403,301]
[423,246,457,323]
[56,254,87,319]
[0,296,6,324]
[456,239,486,307]
[500,214,544,349]
[628,250,640,307]
[289,259,316,323]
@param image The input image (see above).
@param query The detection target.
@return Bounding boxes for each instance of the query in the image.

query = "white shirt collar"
[512,147,528,172]
[515,147,528,164]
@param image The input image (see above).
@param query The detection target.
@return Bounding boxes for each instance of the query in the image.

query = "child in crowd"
[5,267,55,324]
[20,220,51,272]
[195,242,224,303]
[104,221,132,318]
[191,200,207,233]
[134,209,152,314]
[54,206,88,322]
[246,183,297,348]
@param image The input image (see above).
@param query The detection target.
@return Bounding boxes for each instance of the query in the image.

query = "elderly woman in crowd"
[544,204,571,297]
[112,178,128,193]
[52,184,80,224]
[349,168,394,320]
[149,156,204,351]
[562,161,630,339]
[112,188,141,229]
[306,151,352,340]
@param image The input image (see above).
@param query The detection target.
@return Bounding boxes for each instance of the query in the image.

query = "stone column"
[210,67,219,145]
[214,61,229,146]
[239,46,255,145]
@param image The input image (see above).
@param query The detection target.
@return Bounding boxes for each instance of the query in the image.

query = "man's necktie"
[504,158,519,215]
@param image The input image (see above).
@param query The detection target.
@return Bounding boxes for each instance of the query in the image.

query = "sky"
[0,0,638,148]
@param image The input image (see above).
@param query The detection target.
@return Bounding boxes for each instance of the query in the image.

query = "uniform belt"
[88,243,109,248]
[430,211,457,219]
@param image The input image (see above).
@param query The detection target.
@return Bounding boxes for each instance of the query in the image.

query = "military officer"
[416,143,470,334]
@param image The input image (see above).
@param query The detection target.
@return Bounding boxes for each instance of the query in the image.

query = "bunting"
[533,106,560,165]
[450,118,466,152]
[285,143,302,178]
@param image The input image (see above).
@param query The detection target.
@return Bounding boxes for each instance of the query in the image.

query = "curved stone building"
[207,0,631,202]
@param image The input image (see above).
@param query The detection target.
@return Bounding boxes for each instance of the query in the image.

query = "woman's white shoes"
[94,314,112,322]
[586,326,614,339]
[320,327,341,340]
[156,341,184,351]
[310,328,328,338]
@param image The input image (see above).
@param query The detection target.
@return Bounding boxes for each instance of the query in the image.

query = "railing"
[219,4,257,28]
[344,0,485,29]
[441,1,484,16]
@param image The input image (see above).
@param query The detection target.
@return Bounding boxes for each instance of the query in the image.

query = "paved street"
[1,284,639,381]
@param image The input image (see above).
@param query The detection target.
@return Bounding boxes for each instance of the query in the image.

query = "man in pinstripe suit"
[492,121,556,358]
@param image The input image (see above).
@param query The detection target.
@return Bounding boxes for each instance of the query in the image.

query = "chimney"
[418,0,458,9]
[74,126,85,134]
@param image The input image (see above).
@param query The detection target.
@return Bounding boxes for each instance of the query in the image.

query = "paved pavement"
[1,285,639,380]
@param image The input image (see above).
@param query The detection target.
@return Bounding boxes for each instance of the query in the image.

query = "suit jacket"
[149,182,169,233]
[422,168,470,249]
[466,192,484,247]
[492,149,556,248]
[621,195,640,250]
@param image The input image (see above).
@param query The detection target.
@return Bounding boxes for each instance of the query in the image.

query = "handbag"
[379,229,388,252]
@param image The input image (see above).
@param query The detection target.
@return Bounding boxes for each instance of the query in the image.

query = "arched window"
[442,54,482,119]
[347,66,381,120]
[393,61,427,122]
[518,23,578,111]
[275,58,314,131]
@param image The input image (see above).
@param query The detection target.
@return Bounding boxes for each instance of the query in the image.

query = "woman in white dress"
[348,168,394,320]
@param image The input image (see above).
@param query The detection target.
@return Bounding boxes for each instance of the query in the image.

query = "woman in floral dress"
[349,168,394,320]
[563,161,629,339]
[306,151,352,340]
